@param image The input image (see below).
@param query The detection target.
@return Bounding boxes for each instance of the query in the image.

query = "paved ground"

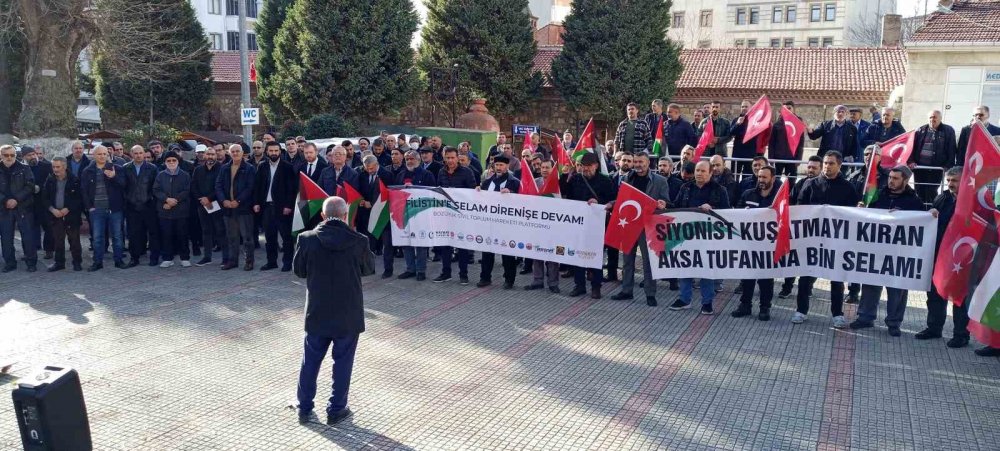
[2,249,999,450]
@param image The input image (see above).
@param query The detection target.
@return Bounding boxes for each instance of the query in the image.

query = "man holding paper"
[192,145,227,266]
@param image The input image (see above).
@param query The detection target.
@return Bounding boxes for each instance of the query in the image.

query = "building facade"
[667,0,898,48]
[527,0,572,29]
[191,0,261,51]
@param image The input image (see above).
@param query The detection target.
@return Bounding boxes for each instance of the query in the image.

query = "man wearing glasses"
[957,105,1000,165]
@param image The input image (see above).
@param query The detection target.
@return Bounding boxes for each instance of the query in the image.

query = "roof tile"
[909,0,1000,43]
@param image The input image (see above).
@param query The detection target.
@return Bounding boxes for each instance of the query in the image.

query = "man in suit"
[418,146,443,176]
[293,196,375,425]
[357,154,395,256]
[254,141,297,272]
[297,142,327,185]
[319,145,359,196]
[610,152,671,307]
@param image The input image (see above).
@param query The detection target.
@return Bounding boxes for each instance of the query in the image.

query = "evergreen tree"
[551,0,682,122]
[417,0,542,119]
[271,0,419,121]
[256,0,295,124]
[94,0,212,129]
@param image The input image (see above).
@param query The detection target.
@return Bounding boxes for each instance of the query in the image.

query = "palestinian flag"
[572,118,596,161]
[367,179,390,239]
[651,118,664,157]
[336,182,364,229]
[862,152,880,206]
[969,249,1000,348]
[293,172,329,232]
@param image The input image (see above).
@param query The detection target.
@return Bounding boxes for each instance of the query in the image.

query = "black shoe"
[590,288,601,299]
[244,260,255,271]
[195,257,212,267]
[849,320,874,330]
[221,262,237,270]
[846,293,859,304]
[213,245,222,252]
[549,286,560,294]
[87,263,103,272]
[604,274,618,282]
[381,272,393,279]
[560,271,574,279]
[887,327,901,337]
[1,265,14,273]
[669,282,679,291]
[758,310,771,321]
[524,283,544,291]
[326,407,352,425]
[668,300,691,310]
[260,263,278,271]
[43,251,53,260]
[72,263,82,271]
[114,260,127,269]
[476,280,491,288]
[700,304,714,315]
[25,265,37,273]
[568,286,586,297]
[459,276,469,285]
[974,346,1000,357]
[147,259,159,267]
[416,273,426,282]
[397,271,415,280]
[126,259,140,268]
[914,329,942,340]
[646,296,657,307]
[947,336,969,348]
[281,264,292,272]
[47,264,65,272]
[433,274,452,283]
[777,289,792,299]
[298,409,313,424]
[503,282,514,290]
[610,292,633,301]
[715,283,723,293]
[731,306,752,318]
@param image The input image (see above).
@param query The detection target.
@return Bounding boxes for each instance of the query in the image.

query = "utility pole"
[238,0,252,143]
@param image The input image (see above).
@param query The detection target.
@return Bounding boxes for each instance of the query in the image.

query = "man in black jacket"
[80,145,127,271]
[476,156,522,289]
[434,147,477,284]
[769,101,805,180]
[192,146,226,266]
[153,152,193,268]
[732,166,780,321]
[356,155,395,256]
[916,167,970,347]
[216,144,257,271]
[43,157,83,271]
[778,156,822,299]
[807,105,858,161]
[297,142,327,186]
[254,141,297,272]
[0,145,38,272]
[956,105,1000,165]
[793,151,859,328]
[23,146,54,260]
[563,152,617,299]
[910,110,957,204]
[850,165,925,336]
[124,145,162,267]
[293,196,375,425]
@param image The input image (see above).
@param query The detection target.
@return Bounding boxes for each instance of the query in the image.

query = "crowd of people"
[1,99,998,357]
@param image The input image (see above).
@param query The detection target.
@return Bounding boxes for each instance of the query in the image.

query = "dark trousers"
[252,209,263,247]
[796,277,844,317]
[914,168,942,205]
[926,284,970,338]
[187,202,202,250]
[197,208,227,262]
[126,206,161,262]
[32,209,53,252]
[381,231,394,274]
[775,162,798,181]
[740,278,774,310]
[225,213,255,265]
[605,246,619,279]
[781,277,796,293]
[440,246,469,278]
[575,266,603,290]
[480,252,517,283]
[263,203,293,267]
[50,218,82,266]
[296,333,359,416]
[159,217,190,261]
[734,160,754,178]
[0,210,36,268]
[522,257,534,270]
[848,282,861,298]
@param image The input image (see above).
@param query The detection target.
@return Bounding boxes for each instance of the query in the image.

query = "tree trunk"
[16,0,95,137]
[0,43,11,135]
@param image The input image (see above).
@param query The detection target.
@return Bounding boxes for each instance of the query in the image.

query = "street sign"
[512,124,538,136]
[241,108,260,126]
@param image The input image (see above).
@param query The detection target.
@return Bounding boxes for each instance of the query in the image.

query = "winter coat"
[215,161,256,216]
[910,123,957,168]
[0,161,36,213]
[123,161,159,211]
[153,169,192,219]
[80,162,126,212]
[796,174,859,207]
[42,174,83,226]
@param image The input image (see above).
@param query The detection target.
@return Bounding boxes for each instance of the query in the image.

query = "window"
[749,7,759,24]
[735,39,745,47]
[700,10,713,27]
[209,33,223,50]
[226,31,259,51]
[747,39,757,48]
[822,36,834,47]
[786,6,796,23]
[672,12,685,28]
[736,8,746,25]
[208,0,222,15]
[807,37,819,47]
[824,3,836,21]
[810,4,821,22]
[226,0,257,18]
[772,7,782,24]
[697,40,712,48]
[770,38,781,48]
[783,37,794,47]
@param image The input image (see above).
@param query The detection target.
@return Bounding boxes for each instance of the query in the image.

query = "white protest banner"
[645,205,937,291]
[389,187,607,268]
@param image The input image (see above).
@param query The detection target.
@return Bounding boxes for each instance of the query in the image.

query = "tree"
[551,0,682,122]
[270,0,419,121]
[93,0,213,129]
[417,0,542,120]
[0,0,26,136]
[255,0,295,124]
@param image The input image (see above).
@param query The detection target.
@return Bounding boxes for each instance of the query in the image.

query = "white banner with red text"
[389,187,607,268]
[645,206,938,291]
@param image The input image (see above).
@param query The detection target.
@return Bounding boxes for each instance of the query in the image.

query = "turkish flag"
[780,106,805,157]
[539,168,561,197]
[934,213,988,306]
[756,124,771,155]
[519,157,539,195]
[742,95,772,144]
[522,130,535,154]
[878,130,916,169]
[552,135,570,168]
[249,60,257,83]
[955,122,1000,220]
[693,116,715,162]
[771,179,791,263]
[605,182,658,253]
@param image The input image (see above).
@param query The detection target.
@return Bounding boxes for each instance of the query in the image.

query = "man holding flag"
[732,166,784,321]
[563,152,617,299]
[357,155,394,255]
[434,147,478,285]
[525,159,563,293]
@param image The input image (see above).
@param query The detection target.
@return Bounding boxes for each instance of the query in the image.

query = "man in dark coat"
[22,146,54,260]
[124,145,162,267]
[254,141,297,272]
[807,105,859,161]
[395,150,437,281]
[296,142,328,186]
[434,147,478,284]
[956,105,1000,165]
[562,152,617,299]
[769,101,805,180]
[153,151,193,267]
[732,165,781,321]
[43,157,84,271]
[729,99,759,176]
[861,107,906,149]
[191,145,226,266]
[293,196,375,425]
[664,103,697,157]
[476,155,522,289]
[850,165,925,337]
[216,144,257,271]
[80,145,127,271]
[778,156,822,299]
[910,110,958,203]
[0,145,38,271]
[319,145,360,195]
[356,154,395,257]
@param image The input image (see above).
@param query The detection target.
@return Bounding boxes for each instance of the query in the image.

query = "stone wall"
[208,83,269,134]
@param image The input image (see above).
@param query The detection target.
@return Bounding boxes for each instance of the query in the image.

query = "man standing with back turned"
[293,196,375,425]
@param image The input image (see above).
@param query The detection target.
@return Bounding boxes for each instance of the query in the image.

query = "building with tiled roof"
[207,51,263,132]
[900,0,1000,130]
